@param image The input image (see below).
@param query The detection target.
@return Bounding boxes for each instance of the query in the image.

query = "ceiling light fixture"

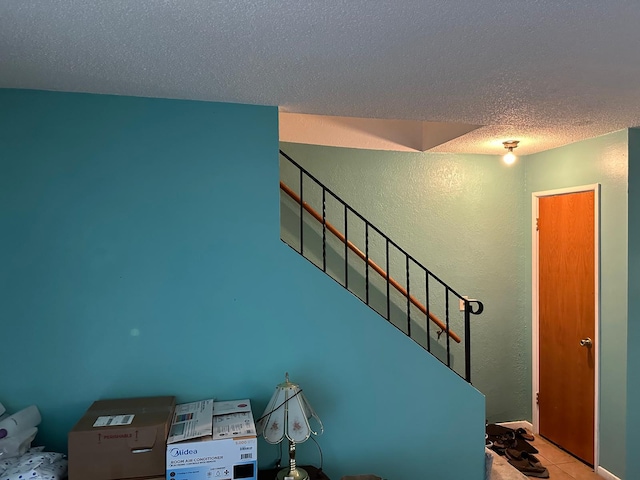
[502,140,520,165]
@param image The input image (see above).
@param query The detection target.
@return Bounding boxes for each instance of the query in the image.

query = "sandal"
[485,434,494,449]
[521,451,543,468]
[505,449,544,468]
[507,457,549,478]
[493,432,517,450]
[516,427,535,441]
[505,448,522,461]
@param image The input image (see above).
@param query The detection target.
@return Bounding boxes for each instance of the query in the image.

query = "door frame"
[531,183,600,467]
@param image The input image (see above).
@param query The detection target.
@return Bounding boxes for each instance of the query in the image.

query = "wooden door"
[538,190,595,465]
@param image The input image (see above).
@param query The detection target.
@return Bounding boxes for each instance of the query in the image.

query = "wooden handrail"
[280,181,461,344]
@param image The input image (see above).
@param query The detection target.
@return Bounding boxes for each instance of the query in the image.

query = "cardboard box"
[166,399,257,480]
[68,396,176,480]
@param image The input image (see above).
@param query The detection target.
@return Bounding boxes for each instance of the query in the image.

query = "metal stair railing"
[279,149,484,383]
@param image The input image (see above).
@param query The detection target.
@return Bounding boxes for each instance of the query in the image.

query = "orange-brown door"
[538,190,595,465]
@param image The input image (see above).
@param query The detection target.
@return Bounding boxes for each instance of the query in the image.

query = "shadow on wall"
[280,193,467,376]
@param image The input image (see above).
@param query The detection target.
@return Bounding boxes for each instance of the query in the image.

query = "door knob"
[580,337,593,348]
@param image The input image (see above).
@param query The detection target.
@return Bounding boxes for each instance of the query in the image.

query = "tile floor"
[491,434,602,480]
[529,435,601,480]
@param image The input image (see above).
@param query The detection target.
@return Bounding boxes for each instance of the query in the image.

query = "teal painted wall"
[626,128,640,480]
[280,142,529,423]
[525,130,628,478]
[0,89,485,480]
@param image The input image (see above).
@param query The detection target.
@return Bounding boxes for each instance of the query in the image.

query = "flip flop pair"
[515,427,535,441]
[505,449,548,478]
[493,431,517,450]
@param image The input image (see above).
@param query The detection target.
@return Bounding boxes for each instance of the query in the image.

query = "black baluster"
[365,223,370,305]
[299,169,304,255]
[322,188,326,272]
[425,272,431,352]
[344,204,348,288]
[464,299,472,383]
[406,256,411,337]
[446,289,451,367]
[386,238,390,322]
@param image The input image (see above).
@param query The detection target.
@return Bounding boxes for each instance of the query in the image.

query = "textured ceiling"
[2,1,640,155]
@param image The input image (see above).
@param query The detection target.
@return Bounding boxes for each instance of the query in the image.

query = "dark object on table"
[341,475,383,480]
[259,465,329,480]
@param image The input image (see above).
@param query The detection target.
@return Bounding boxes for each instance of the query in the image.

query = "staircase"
[279,149,484,383]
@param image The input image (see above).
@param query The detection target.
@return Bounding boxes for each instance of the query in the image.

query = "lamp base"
[276,466,309,480]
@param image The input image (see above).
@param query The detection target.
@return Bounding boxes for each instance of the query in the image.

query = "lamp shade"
[258,373,323,445]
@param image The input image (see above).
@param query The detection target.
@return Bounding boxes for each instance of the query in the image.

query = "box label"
[166,438,257,480]
[167,399,214,444]
[93,414,135,427]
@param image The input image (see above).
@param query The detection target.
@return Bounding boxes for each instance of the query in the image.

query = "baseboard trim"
[596,466,621,480]
[496,420,534,430]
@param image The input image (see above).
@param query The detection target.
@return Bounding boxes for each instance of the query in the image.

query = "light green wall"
[280,142,529,422]
[626,128,640,480]
[282,131,630,478]
[525,130,628,478]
